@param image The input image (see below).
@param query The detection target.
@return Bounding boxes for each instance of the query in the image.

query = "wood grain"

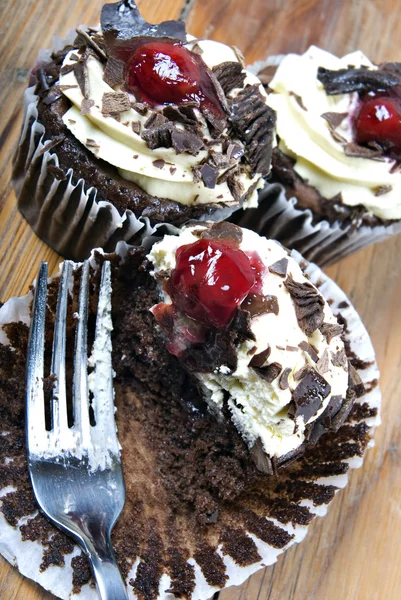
[0,1,400,599]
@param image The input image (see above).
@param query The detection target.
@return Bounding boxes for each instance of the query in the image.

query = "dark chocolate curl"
[101,1,187,57]
[317,65,399,95]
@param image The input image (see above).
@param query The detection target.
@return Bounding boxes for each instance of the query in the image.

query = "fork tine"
[89,261,120,459]
[72,259,91,445]
[26,262,48,455]
[50,260,72,439]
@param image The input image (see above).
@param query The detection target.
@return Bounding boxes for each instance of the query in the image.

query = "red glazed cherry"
[354,96,401,149]
[127,41,202,106]
[168,239,259,328]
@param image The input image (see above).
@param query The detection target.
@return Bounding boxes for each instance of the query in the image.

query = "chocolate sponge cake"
[12,0,275,260]
[0,224,380,599]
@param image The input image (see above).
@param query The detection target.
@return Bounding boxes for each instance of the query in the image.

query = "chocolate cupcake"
[0,223,380,599]
[234,46,401,266]
[12,0,275,261]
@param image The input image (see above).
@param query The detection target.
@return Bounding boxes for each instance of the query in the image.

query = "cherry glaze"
[168,239,260,328]
[354,96,401,150]
[126,41,224,115]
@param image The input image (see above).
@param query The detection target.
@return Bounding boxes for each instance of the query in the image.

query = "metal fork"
[26,259,129,600]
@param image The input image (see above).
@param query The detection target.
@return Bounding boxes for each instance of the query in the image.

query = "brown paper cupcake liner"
[0,241,380,600]
[12,34,243,262]
[234,180,401,267]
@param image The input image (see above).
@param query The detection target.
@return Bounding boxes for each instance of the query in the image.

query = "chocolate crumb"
[152,159,165,169]
[268,258,288,277]
[279,368,291,390]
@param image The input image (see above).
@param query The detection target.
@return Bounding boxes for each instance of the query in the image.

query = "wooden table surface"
[1,0,400,598]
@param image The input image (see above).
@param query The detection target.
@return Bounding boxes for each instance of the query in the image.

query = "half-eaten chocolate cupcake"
[0,222,380,599]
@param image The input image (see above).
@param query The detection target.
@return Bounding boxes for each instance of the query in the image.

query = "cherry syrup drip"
[152,239,265,356]
[125,41,225,116]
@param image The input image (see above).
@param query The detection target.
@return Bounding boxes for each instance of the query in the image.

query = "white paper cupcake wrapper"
[0,241,380,600]
[240,56,401,266]
[12,33,240,262]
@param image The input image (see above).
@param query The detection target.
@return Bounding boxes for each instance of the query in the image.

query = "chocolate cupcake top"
[265,46,401,220]
[58,1,275,209]
[148,223,350,463]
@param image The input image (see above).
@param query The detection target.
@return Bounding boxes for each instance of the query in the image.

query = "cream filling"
[267,45,401,220]
[148,225,349,459]
[59,39,266,207]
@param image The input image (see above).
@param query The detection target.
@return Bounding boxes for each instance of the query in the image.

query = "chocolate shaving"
[316,348,330,375]
[374,185,392,196]
[200,222,243,244]
[241,294,279,317]
[102,91,131,116]
[319,322,343,343]
[250,438,273,474]
[289,91,307,111]
[249,346,271,368]
[75,27,107,61]
[293,365,309,381]
[331,349,348,370]
[330,388,356,431]
[344,142,385,160]
[348,363,365,397]
[131,102,148,116]
[131,121,141,134]
[200,164,217,189]
[278,368,291,390]
[162,105,197,125]
[290,368,331,422]
[60,63,75,76]
[142,122,204,155]
[152,159,165,169]
[171,128,205,155]
[81,98,94,114]
[212,61,246,95]
[229,84,276,176]
[317,65,399,95]
[144,113,168,129]
[286,345,298,352]
[284,276,325,336]
[86,138,100,148]
[268,258,288,277]
[299,341,319,363]
[321,112,348,129]
[73,60,88,97]
[253,362,282,383]
[103,56,125,87]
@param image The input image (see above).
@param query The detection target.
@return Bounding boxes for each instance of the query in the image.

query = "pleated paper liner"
[0,241,380,600]
[233,181,401,266]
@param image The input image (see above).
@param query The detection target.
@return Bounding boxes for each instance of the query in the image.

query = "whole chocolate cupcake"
[12,0,275,261]
[234,46,401,266]
[0,222,380,599]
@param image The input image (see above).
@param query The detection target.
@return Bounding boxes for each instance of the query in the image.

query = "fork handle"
[85,535,129,600]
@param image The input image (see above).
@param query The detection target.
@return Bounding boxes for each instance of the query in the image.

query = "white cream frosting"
[148,225,349,459]
[59,39,267,207]
[266,45,401,220]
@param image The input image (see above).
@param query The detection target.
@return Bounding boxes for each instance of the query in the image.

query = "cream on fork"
[25,259,128,600]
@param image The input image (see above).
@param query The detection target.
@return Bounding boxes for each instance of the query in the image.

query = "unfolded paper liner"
[12,33,239,262]
[234,57,401,267]
[0,241,381,600]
